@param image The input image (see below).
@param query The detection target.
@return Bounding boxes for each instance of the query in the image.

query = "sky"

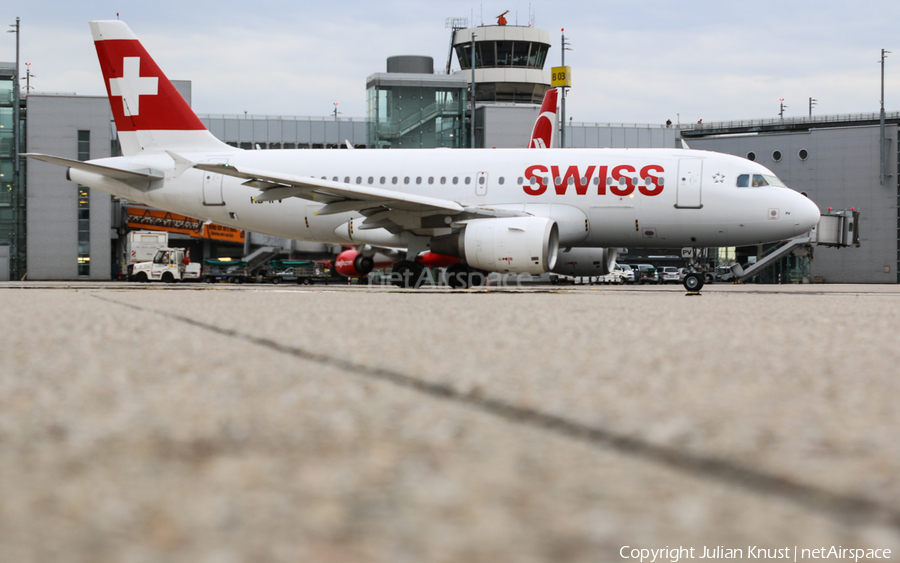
[3,0,900,125]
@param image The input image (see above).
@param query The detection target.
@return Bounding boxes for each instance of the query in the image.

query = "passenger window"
[416,177,422,184]
[498,177,505,185]
[392,177,398,184]
[440,177,446,184]
[517,177,523,185]
[737,174,749,188]
[367,176,374,184]
[380,177,386,184]
[428,177,434,185]
[404,177,410,184]
[465,177,471,185]
[453,177,459,185]
[356,177,362,184]
[752,175,769,187]
[343,177,350,183]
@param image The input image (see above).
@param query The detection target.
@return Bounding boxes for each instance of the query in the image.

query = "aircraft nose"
[793,193,821,234]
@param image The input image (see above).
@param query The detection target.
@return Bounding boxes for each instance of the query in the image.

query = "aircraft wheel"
[445,264,471,289]
[391,260,425,289]
[683,273,704,292]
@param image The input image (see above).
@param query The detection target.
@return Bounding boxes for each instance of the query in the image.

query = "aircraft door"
[476,172,488,196]
[202,159,228,206]
[676,158,703,209]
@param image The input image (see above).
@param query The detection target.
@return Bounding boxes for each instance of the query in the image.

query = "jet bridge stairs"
[729,209,860,282]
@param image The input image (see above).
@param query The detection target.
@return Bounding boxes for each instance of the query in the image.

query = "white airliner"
[26,20,821,290]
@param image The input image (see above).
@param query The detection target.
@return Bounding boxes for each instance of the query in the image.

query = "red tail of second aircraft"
[527,88,558,149]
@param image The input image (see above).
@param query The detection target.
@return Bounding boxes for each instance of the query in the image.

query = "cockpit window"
[738,174,787,188]
[763,174,786,187]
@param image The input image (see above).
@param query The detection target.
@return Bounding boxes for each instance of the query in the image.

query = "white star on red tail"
[109,57,158,117]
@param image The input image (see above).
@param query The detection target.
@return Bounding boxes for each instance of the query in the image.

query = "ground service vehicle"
[202,259,254,284]
[131,247,200,282]
[266,260,330,284]
[26,20,822,293]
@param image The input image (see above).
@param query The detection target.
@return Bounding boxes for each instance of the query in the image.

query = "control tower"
[450,17,552,104]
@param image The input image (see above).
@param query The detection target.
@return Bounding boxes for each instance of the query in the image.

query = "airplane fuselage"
[73,147,818,252]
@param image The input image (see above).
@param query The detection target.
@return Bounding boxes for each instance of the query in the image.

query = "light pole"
[470,32,476,148]
[7,17,20,279]
[560,29,571,147]
[22,61,34,95]
[880,49,890,186]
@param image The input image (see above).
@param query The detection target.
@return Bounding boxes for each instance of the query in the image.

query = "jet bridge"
[729,209,860,282]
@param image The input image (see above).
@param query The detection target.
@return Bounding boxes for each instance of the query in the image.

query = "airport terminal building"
[1,20,897,283]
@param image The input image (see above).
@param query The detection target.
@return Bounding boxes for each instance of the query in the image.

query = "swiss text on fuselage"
[523,164,665,197]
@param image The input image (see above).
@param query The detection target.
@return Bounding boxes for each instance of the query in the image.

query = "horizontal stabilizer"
[24,153,164,181]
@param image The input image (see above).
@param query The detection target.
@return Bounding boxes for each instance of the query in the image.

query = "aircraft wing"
[194,163,465,216]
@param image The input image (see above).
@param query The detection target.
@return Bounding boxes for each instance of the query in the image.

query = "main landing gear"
[390,261,488,289]
[444,263,487,289]
[391,260,426,289]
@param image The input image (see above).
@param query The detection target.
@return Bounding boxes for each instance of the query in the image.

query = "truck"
[131,247,201,283]
[265,259,331,285]
[125,230,168,276]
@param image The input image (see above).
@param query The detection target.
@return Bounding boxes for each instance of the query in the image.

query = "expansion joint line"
[92,293,900,531]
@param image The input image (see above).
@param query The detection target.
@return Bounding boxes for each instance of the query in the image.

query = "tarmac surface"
[2,281,900,562]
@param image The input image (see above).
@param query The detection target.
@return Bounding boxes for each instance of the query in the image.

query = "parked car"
[636,264,658,284]
[658,266,681,284]
[628,264,643,284]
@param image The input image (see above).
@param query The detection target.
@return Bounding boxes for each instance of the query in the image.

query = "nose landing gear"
[682,272,704,292]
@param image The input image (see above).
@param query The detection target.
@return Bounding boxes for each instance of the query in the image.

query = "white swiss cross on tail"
[109,57,158,116]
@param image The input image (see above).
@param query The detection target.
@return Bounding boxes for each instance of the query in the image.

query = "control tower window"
[496,41,513,65]
[512,42,529,66]
[477,42,495,67]
[529,44,548,68]
[457,46,470,70]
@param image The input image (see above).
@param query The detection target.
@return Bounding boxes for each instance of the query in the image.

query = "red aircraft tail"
[90,20,233,156]
[527,88,558,149]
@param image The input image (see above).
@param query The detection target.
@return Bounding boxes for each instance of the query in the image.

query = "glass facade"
[0,67,25,280]
[367,82,467,149]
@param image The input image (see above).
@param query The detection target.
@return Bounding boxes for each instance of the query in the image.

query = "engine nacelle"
[334,249,375,277]
[431,216,559,274]
[552,247,618,277]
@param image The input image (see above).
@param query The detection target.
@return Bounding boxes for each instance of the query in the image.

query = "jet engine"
[334,248,375,277]
[430,216,559,274]
[552,247,618,277]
